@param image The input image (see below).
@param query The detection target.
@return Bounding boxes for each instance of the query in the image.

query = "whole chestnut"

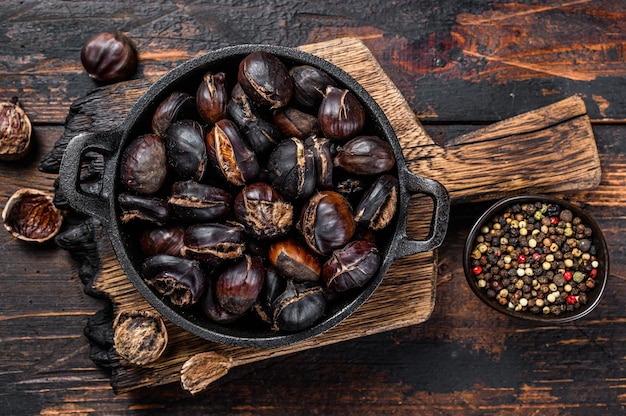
[0,97,32,161]
[318,86,365,141]
[141,254,206,308]
[139,226,185,257]
[334,135,395,176]
[299,190,356,256]
[305,136,333,190]
[215,255,266,315]
[322,239,381,292]
[80,31,137,83]
[234,182,293,239]
[272,280,327,332]
[268,238,321,283]
[290,65,336,110]
[169,180,231,223]
[238,51,293,109]
[272,107,319,139]
[120,133,167,194]
[199,279,244,324]
[206,119,260,186]
[196,72,228,124]
[182,222,245,266]
[165,119,207,181]
[266,137,316,201]
[118,193,170,225]
[152,91,197,138]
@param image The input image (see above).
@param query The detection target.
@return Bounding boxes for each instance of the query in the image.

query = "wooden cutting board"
[53,37,600,394]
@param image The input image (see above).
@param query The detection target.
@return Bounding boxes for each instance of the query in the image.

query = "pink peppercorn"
[566,295,577,305]
[590,269,597,279]
[517,254,526,264]
[532,252,541,262]
[564,271,573,281]
[550,217,559,225]
[472,266,482,275]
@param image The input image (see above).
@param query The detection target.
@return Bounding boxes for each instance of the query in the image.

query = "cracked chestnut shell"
[334,135,395,176]
[290,65,336,111]
[299,190,356,256]
[354,174,399,230]
[322,239,381,292]
[2,188,63,243]
[118,193,170,225]
[318,86,365,141]
[234,182,293,239]
[120,133,167,194]
[169,180,231,223]
[268,238,321,283]
[206,119,260,186]
[267,137,316,201]
[181,222,245,266]
[196,72,228,124]
[272,280,327,332]
[0,98,32,161]
[215,255,266,315]
[305,136,333,190]
[165,119,207,181]
[238,51,293,109]
[142,254,206,308]
[80,31,137,83]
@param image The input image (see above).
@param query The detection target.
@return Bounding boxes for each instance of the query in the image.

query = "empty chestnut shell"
[322,239,381,292]
[196,72,228,124]
[169,180,232,223]
[334,135,395,176]
[113,310,168,366]
[120,133,167,194]
[290,65,336,110]
[2,188,63,243]
[80,31,137,83]
[238,51,293,109]
[318,86,365,141]
[272,280,327,332]
[215,255,266,315]
[266,137,316,201]
[152,91,197,138]
[233,182,293,239]
[141,254,206,308]
[206,119,260,186]
[0,98,32,161]
[140,226,185,257]
[182,222,245,266]
[118,193,170,225]
[354,174,399,230]
[165,119,207,181]
[299,190,356,256]
[268,238,321,283]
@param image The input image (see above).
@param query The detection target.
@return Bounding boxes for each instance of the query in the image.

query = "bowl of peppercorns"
[463,195,608,323]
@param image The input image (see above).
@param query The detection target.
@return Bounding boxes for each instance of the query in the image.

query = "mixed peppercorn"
[469,200,601,316]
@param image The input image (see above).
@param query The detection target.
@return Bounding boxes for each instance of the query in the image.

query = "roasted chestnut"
[165,119,207,181]
[118,193,170,225]
[253,266,287,324]
[181,222,245,266]
[2,188,63,243]
[0,97,32,161]
[215,255,266,315]
[233,182,293,239]
[272,280,327,332]
[299,190,356,255]
[139,226,185,257]
[196,72,228,124]
[318,86,365,141]
[322,239,381,292]
[169,180,231,223]
[206,119,260,186]
[272,107,319,139]
[334,135,395,176]
[238,51,293,109]
[198,278,244,324]
[305,136,333,190]
[354,174,399,230]
[120,133,167,194]
[290,65,336,110]
[266,137,316,201]
[141,254,206,308]
[80,31,137,83]
[152,91,197,138]
[268,238,321,282]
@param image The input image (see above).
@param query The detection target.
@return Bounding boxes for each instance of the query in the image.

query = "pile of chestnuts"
[118,50,400,333]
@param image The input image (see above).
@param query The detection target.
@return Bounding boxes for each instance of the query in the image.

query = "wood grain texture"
[1,1,625,414]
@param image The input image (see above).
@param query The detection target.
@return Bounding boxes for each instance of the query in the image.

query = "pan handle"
[392,170,450,260]
[58,129,121,225]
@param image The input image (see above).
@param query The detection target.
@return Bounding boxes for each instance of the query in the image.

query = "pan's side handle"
[58,130,121,225]
[392,169,450,260]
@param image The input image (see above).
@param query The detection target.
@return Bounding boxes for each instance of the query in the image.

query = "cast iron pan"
[59,44,450,348]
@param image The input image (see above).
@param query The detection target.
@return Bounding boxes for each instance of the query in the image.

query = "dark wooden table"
[2,1,625,414]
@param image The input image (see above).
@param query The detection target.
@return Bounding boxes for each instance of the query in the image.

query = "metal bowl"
[463,195,608,323]
[59,44,450,348]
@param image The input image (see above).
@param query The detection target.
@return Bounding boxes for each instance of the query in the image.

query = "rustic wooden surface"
[1,1,625,414]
